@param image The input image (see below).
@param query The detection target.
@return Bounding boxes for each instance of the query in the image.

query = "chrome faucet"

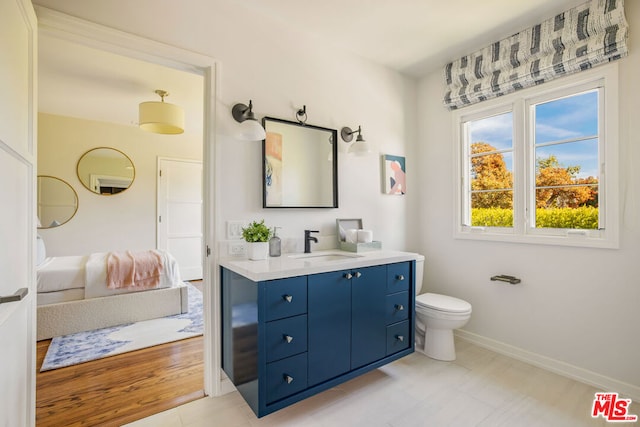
[304,230,319,253]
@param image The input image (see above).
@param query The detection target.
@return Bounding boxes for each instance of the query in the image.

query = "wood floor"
[36,330,204,426]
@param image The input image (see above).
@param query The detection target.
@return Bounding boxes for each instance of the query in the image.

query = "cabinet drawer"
[265,315,307,363]
[387,262,410,293]
[386,320,410,355]
[386,292,409,324]
[266,353,308,404]
[265,276,307,321]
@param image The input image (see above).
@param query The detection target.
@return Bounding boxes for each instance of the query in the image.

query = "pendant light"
[139,89,184,135]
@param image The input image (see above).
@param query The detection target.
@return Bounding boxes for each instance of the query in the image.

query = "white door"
[157,158,203,280]
[0,0,37,426]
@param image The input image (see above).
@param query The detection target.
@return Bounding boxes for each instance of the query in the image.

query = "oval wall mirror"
[77,147,135,195]
[37,175,79,229]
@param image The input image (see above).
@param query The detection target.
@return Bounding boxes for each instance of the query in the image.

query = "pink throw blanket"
[106,250,164,290]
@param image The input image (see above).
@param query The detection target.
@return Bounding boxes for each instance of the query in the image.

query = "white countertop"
[219,250,422,282]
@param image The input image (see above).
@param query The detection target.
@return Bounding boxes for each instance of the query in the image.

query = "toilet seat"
[416,293,471,314]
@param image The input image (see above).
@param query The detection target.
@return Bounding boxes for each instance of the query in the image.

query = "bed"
[36,243,188,340]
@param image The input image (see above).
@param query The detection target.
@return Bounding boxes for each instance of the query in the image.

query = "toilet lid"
[416,293,471,313]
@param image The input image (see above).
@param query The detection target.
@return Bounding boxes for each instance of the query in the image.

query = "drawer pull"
[396,335,404,342]
[344,273,353,279]
[396,274,405,281]
[284,374,294,384]
[283,334,294,343]
[395,304,404,311]
[354,271,362,278]
[283,294,293,303]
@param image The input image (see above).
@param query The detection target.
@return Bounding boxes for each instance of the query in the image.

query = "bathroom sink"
[289,252,363,263]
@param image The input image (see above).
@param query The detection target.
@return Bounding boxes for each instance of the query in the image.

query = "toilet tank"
[415,254,425,295]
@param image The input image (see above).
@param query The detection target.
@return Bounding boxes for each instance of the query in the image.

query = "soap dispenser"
[269,227,281,257]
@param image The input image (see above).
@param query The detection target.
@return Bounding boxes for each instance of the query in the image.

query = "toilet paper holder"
[490,275,521,285]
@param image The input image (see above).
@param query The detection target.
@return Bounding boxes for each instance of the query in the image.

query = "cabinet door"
[266,353,308,404]
[387,320,411,355]
[386,291,409,324]
[265,315,307,363]
[264,276,307,321]
[351,265,387,369]
[387,262,411,293]
[307,270,351,387]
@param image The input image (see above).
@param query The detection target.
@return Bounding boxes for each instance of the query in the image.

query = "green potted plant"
[242,219,272,260]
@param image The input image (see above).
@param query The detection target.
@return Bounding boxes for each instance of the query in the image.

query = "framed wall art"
[382,154,406,195]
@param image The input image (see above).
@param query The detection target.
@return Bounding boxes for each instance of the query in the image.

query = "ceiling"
[235,0,584,77]
[35,0,585,130]
[38,36,205,134]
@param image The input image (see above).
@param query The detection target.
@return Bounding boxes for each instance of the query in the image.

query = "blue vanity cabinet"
[350,265,388,370]
[307,265,388,386]
[307,270,352,386]
[221,260,415,418]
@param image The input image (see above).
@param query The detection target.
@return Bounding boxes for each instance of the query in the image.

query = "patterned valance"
[443,0,628,110]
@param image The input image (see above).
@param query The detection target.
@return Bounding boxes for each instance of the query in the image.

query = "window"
[454,65,619,248]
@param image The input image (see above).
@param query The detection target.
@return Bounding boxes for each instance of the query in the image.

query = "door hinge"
[206,245,211,257]
[159,216,162,223]
[159,169,162,177]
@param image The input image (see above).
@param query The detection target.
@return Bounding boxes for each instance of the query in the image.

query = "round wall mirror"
[37,176,79,229]
[77,147,135,195]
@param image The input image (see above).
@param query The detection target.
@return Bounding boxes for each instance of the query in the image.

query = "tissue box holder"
[339,241,382,252]
[336,218,382,252]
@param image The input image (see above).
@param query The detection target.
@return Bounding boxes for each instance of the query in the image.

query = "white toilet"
[414,255,472,361]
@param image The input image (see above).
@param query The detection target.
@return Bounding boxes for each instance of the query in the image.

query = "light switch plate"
[227,220,246,240]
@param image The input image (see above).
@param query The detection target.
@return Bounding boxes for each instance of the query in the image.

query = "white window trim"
[453,63,619,249]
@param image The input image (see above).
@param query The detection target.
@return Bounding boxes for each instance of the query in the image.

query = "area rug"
[40,283,202,371]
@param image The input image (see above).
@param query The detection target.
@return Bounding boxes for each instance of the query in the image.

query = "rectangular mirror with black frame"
[262,117,338,208]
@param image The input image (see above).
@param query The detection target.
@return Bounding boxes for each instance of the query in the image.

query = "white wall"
[209,16,418,253]
[416,1,640,395]
[32,0,420,256]
[37,113,202,256]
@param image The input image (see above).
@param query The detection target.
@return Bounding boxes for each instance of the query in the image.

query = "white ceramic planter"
[247,242,269,260]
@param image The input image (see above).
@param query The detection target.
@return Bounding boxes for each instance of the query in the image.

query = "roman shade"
[443,0,628,110]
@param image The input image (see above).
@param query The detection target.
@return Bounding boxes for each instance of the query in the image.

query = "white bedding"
[37,288,85,305]
[37,255,88,293]
[36,250,182,304]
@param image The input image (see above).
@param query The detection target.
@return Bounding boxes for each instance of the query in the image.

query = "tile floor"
[125,339,638,427]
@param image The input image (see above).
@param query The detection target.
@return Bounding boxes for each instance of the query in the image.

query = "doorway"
[35,5,220,419]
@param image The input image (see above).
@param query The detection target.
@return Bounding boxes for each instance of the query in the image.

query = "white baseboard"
[219,378,236,395]
[455,329,640,401]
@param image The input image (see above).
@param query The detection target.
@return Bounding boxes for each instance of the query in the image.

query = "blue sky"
[469,90,599,178]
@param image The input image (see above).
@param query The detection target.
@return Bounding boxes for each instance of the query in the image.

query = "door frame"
[36,6,221,396]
